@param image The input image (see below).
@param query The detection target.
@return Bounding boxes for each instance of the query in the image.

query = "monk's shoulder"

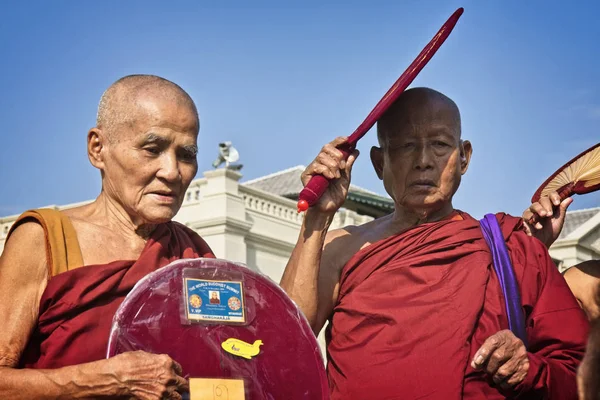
[504,226,563,300]
[572,260,600,276]
[3,219,46,252]
[1,220,48,280]
[169,221,214,255]
[170,220,197,235]
[505,228,549,270]
[170,220,206,243]
[323,218,386,269]
[324,217,376,247]
[563,262,600,292]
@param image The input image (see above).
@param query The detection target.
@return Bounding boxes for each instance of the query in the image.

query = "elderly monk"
[0,75,214,399]
[281,87,588,399]
[523,191,600,320]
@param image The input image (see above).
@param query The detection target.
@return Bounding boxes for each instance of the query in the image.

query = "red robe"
[326,212,588,400]
[20,222,214,368]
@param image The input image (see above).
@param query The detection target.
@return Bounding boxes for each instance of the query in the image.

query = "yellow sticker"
[189,378,245,400]
[221,338,263,360]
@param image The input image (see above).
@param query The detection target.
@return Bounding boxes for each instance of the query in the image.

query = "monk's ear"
[87,128,107,170]
[370,146,384,180]
[459,140,472,175]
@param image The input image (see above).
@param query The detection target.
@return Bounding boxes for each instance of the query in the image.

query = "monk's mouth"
[150,192,178,203]
[410,180,436,187]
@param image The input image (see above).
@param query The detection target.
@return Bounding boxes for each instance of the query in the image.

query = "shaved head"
[97,75,199,141]
[87,74,201,225]
[377,87,461,148]
[370,86,472,219]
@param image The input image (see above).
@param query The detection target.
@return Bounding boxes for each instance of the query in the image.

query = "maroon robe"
[20,222,214,368]
[326,212,588,400]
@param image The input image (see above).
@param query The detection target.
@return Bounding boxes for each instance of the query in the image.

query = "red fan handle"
[297,7,465,212]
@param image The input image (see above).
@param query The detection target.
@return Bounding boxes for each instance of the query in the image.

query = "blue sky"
[0,1,598,218]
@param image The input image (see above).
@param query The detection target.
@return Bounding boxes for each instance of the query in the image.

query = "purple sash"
[479,214,528,347]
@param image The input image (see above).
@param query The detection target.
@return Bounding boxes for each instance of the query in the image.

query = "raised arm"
[0,222,188,400]
[280,137,358,334]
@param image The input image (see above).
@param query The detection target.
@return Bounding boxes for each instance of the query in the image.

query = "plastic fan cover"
[107,258,329,400]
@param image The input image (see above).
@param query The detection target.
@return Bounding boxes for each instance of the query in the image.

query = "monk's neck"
[89,193,158,241]
[389,203,455,232]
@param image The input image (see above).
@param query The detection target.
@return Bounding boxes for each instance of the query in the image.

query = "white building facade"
[548,207,600,272]
[1,165,598,289]
[1,166,598,352]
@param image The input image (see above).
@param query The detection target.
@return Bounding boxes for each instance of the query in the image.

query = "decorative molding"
[189,216,252,236]
[245,233,295,256]
[203,168,243,181]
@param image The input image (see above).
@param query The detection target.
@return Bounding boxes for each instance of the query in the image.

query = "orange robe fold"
[326,212,588,400]
[19,221,214,368]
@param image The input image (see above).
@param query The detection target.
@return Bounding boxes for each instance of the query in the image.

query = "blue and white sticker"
[184,278,245,323]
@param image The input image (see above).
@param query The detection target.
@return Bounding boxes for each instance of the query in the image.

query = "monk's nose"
[157,153,182,181]
[414,145,434,170]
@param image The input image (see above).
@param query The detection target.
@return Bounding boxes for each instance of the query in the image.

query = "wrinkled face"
[92,96,199,225]
[372,96,471,214]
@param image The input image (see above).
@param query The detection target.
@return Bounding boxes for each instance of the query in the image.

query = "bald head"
[97,75,199,141]
[377,87,461,148]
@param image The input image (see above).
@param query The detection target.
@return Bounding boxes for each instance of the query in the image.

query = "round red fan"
[107,258,329,400]
[531,142,600,202]
[528,142,600,224]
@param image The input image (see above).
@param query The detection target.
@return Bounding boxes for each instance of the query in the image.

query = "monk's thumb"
[346,150,360,170]
[560,197,573,213]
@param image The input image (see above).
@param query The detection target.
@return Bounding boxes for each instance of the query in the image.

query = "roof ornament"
[212,141,243,171]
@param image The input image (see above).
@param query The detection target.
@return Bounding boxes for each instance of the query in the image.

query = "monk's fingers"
[328,136,349,149]
[340,150,360,181]
[549,191,561,206]
[321,140,347,162]
[481,331,527,378]
[171,375,189,393]
[171,359,183,376]
[521,210,539,232]
[538,197,555,217]
[302,160,338,182]
[472,330,515,370]
[482,346,515,376]
[497,358,530,389]
[315,152,343,179]
[490,353,520,384]
[164,389,183,400]
[528,203,550,228]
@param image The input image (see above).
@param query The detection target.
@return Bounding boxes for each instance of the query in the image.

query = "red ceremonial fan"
[531,142,600,203]
[528,142,600,224]
[296,7,464,212]
[107,258,329,400]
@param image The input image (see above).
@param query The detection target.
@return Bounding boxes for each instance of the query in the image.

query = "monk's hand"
[471,330,529,390]
[522,191,573,248]
[109,351,188,400]
[301,136,359,214]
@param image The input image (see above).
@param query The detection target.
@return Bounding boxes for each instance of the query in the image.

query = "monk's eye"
[144,147,161,156]
[432,141,450,148]
[402,142,416,149]
[179,150,198,163]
